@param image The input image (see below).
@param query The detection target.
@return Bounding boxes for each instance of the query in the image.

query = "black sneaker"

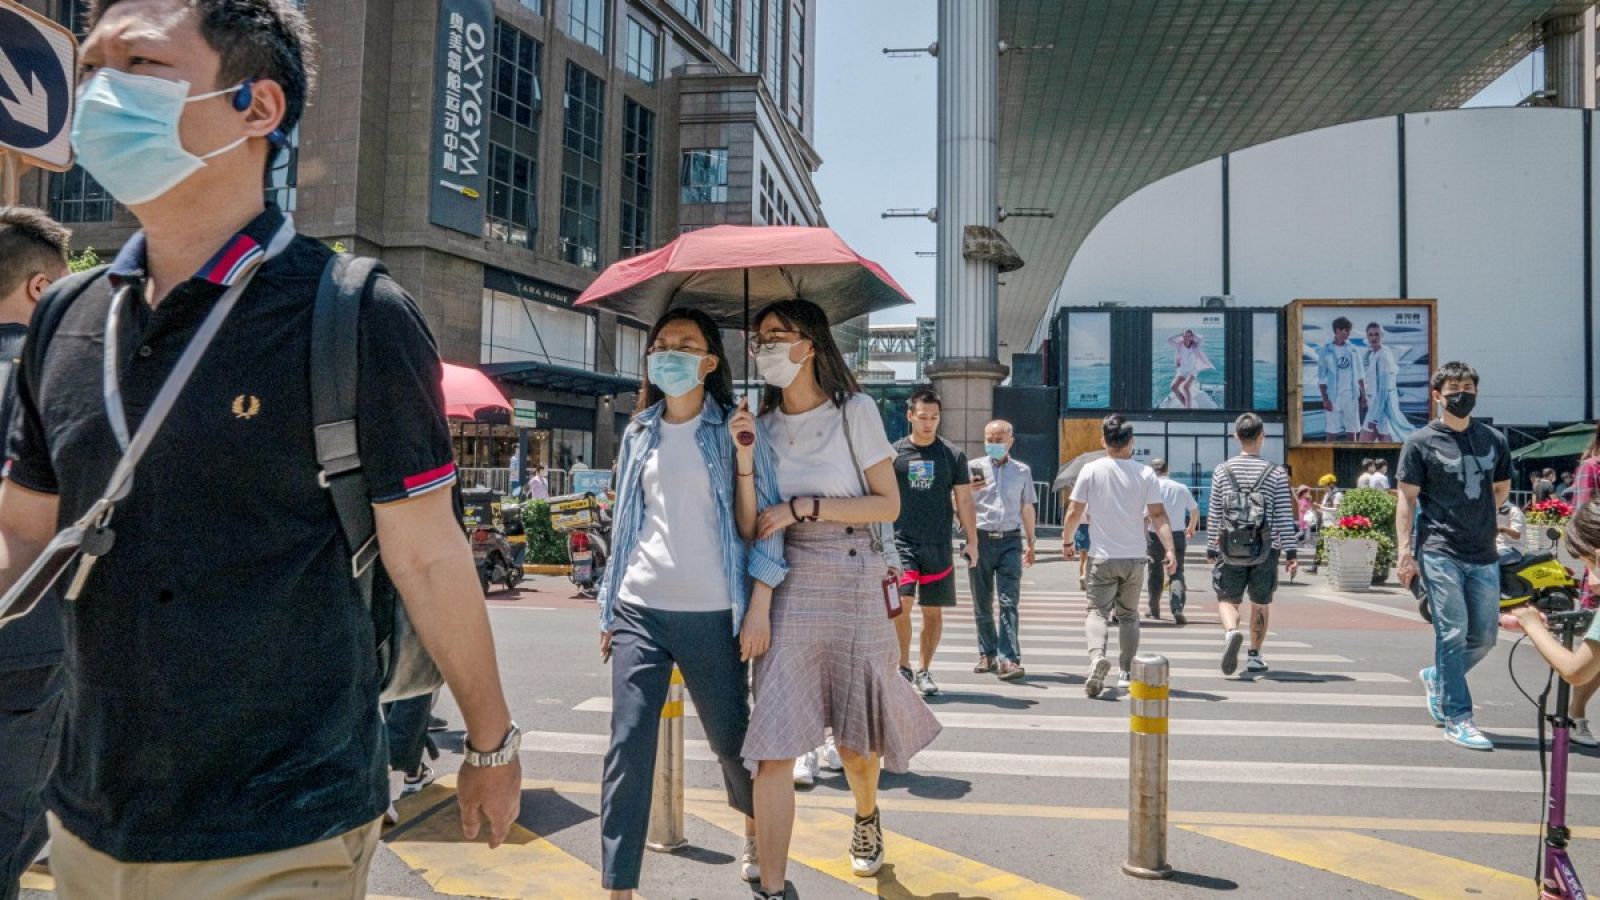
[898,666,914,684]
[752,888,785,900]
[427,715,448,733]
[1173,610,1188,627]
[850,809,885,877]
[1221,630,1244,676]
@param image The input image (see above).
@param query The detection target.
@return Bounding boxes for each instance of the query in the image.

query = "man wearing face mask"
[967,420,1036,681]
[1396,362,1511,752]
[0,208,69,900]
[0,2,521,896]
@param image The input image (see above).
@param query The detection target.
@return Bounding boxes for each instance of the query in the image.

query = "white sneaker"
[739,837,760,882]
[1574,718,1599,748]
[820,735,844,771]
[1116,670,1131,690]
[793,751,819,786]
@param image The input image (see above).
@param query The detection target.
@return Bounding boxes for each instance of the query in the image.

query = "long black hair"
[755,298,860,415]
[634,307,735,415]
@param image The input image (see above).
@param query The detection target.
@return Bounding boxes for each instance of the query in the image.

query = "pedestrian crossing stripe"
[687,797,1083,899]
[383,782,615,899]
[934,646,1354,663]
[1184,826,1531,899]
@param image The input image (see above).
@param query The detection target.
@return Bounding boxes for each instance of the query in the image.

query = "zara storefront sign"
[429,0,491,236]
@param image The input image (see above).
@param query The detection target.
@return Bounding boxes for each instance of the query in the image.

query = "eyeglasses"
[747,330,800,354]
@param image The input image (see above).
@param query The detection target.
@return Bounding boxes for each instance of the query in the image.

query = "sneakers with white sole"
[820,735,844,771]
[1221,630,1244,676]
[793,751,819,786]
[1245,653,1268,674]
[400,763,436,796]
[1116,670,1131,690]
[1444,720,1494,751]
[740,837,760,882]
[1085,656,1111,698]
[850,809,885,877]
[1420,666,1446,725]
[1573,718,1599,748]
[913,670,940,696]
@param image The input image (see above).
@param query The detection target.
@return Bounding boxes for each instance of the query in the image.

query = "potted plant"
[1337,488,1398,584]
[1324,514,1381,591]
[1525,499,1573,555]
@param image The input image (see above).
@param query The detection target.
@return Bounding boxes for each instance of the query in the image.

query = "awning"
[1512,423,1597,461]
[481,361,641,397]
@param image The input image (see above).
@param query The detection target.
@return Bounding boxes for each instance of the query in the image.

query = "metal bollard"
[646,666,688,852]
[1122,653,1173,880]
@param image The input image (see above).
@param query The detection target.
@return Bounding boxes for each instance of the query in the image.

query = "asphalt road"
[22,548,1596,899]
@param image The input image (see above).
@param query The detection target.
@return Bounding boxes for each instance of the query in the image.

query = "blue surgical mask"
[985,442,1008,461]
[647,350,706,398]
[71,69,249,206]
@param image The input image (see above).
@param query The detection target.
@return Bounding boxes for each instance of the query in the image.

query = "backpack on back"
[1217,463,1277,566]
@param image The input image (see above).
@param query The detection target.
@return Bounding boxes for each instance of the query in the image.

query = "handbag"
[838,400,904,619]
[311,254,444,704]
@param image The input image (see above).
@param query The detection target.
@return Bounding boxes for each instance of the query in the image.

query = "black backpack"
[1216,463,1277,566]
[312,254,443,703]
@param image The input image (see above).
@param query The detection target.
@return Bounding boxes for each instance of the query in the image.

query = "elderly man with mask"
[966,420,1037,682]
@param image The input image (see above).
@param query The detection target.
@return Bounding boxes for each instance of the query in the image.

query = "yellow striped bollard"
[1122,653,1173,880]
[646,666,688,851]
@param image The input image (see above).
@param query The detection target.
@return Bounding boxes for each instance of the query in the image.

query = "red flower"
[1337,515,1373,531]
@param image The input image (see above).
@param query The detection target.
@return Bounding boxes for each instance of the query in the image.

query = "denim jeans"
[970,535,1023,663]
[1421,551,1500,723]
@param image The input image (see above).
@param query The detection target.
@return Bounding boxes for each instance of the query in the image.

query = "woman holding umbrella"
[731,299,941,899]
[595,308,787,897]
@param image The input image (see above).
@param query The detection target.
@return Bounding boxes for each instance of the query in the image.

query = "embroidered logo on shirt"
[231,395,262,420]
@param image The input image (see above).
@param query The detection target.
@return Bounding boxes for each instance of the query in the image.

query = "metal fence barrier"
[1123,654,1172,880]
[458,467,572,497]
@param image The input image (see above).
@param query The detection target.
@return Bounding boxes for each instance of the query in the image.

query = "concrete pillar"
[928,0,1007,454]
[1544,10,1597,109]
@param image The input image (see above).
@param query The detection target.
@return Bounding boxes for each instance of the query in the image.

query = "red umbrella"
[574,225,914,327]
[441,362,512,421]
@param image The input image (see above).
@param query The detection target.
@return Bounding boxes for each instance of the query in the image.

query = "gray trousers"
[0,665,63,900]
[1086,558,1145,673]
[601,602,753,890]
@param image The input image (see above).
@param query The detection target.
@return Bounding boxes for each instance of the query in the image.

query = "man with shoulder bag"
[0,2,519,896]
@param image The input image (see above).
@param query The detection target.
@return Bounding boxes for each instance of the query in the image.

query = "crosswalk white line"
[516,730,1593,795]
[932,667,1407,683]
[931,633,1313,648]
[920,679,1424,706]
[571,699,1474,739]
[933,623,1271,636]
[934,646,1353,663]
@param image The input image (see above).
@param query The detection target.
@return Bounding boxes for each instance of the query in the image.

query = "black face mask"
[1442,391,1477,418]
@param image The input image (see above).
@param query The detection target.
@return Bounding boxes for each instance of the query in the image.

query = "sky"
[810,1,1547,330]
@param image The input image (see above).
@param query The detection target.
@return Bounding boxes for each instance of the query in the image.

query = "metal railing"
[1033,481,1065,528]
[457,468,572,497]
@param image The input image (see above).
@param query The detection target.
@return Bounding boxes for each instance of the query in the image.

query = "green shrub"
[1337,488,1399,573]
[520,500,569,565]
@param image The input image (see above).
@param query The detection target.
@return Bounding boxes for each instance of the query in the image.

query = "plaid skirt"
[742,522,942,774]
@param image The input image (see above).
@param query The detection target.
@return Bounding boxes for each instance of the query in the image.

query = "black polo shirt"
[4,205,458,862]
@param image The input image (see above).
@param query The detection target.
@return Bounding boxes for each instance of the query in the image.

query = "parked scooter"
[549,491,612,599]
[461,487,524,595]
[1417,527,1579,623]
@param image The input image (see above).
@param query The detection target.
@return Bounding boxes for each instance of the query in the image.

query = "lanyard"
[98,219,296,502]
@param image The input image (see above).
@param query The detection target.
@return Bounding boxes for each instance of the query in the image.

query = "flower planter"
[1326,538,1378,592]
[1523,528,1558,557]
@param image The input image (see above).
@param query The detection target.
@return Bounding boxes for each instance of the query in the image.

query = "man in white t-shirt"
[1061,415,1178,698]
[1317,317,1364,441]
[1146,459,1199,624]
[1356,459,1376,489]
[1370,460,1392,491]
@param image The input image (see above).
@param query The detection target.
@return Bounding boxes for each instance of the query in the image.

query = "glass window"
[265,126,300,212]
[741,0,762,72]
[519,0,543,12]
[623,18,657,84]
[551,429,594,472]
[48,167,114,224]
[674,0,702,28]
[481,287,597,369]
[758,163,790,224]
[615,322,646,378]
[54,0,91,36]
[680,149,728,204]
[566,0,607,53]
[710,0,735,56]
[560,62,606,271]
[787,1,804,127]
[620,99,655,258]
[763,0,783,100]
[488,21,542,248]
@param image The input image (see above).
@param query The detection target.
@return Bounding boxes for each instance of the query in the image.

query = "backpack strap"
[1249,462,1276,495]
[310,254,386,600]
[1220,462,1244,497]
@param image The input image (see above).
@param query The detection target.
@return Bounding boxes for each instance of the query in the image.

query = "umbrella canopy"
[441,362,512,421]
[1052,450,1107,493]
[1512,423,1598,461]
[574,225,914,328]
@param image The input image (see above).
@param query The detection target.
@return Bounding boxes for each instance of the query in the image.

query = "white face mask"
[755,342,808,389]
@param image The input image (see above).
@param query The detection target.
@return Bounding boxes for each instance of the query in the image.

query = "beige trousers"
[46,813,382,900]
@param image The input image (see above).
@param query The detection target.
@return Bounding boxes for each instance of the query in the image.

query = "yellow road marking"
[690,798,1081,899]
[1184,826,1531,899]
[507,777,1599,840]
[383,783,616,899]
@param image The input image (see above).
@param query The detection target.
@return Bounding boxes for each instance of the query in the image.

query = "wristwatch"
[463,721,522,768]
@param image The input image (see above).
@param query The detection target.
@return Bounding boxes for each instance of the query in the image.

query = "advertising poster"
[1293,300,1434,446]
[429,0,492,236]
[1253,312,1279,411]
[1151,312,1226,410]
[1065,312,1111,409]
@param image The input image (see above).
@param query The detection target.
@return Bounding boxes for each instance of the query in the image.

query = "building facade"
[17,0,823,473]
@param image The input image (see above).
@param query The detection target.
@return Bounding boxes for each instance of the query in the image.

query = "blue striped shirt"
[597,398,787,635]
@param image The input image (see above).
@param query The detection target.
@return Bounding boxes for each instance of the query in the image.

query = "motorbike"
[461,487,524,595]
[549,490,612,599]
[1416,527,1580,623]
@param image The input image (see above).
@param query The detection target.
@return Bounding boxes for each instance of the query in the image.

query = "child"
[1506,500,1600,690]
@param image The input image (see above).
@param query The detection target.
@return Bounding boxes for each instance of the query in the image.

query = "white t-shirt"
[617,419,729,611]
[1369,472,1392,490]
[1070,456,1162,560]
[1149,475,1198,532]
[762,394,894,498]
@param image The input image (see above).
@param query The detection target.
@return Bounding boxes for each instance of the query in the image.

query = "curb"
[524,564,573,576]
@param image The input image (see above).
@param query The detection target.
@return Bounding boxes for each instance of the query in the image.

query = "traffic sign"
[0,0,78,171]
[512,399,539,428]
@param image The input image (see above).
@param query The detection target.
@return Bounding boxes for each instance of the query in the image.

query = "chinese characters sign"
[430,0,491,236]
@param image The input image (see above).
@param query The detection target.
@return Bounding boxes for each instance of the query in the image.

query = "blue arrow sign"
[0,3,77,169]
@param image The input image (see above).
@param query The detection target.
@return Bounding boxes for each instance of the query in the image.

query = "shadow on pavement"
[669,844,736,867]
[877,771,974,801]
[1235,671,1356,684]
[869,863,984,900]
[924,692,1040,710]
[518,786,599,837]
[1167,870,1241,891]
